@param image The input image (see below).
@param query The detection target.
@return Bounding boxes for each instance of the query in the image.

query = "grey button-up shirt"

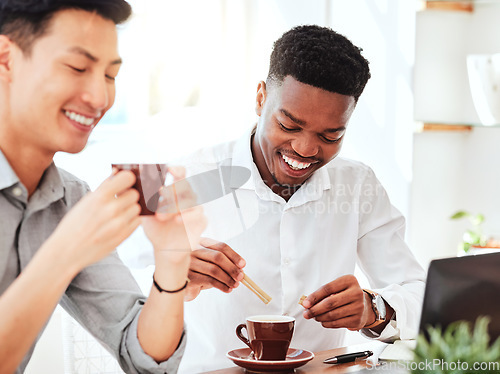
[0,151,185,373]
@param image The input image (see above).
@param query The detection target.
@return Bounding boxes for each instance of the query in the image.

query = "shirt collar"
[230,126,257,190]
[0,149,20,190]
[0,148,66,206]
[33,161,66,206]
[307,159,332,191]
[286,162,331,207]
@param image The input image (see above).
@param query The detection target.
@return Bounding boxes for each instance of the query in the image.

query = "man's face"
[5,9,121,156]
[252,75,356,198]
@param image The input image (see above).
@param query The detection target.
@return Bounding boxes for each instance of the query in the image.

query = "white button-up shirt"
[170,129,426,373]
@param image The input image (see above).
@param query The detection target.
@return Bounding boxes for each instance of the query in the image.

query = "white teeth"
[282,154,311,170]
[65,110,95,127]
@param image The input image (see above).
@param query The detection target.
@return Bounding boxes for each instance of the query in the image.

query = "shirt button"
[12,187,22,197]
[283,258,290,266]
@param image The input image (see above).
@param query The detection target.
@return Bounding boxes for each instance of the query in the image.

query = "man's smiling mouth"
[282,154,313,171]
[64,110,96,127]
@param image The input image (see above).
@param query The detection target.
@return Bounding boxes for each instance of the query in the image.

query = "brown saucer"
[226,348,314,372]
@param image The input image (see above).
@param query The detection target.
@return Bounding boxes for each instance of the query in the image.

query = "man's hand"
[300,275,375,330]
[142,166,206,259]
[185,238,246,301]
[138,166,207,362]
[48,170,141,273]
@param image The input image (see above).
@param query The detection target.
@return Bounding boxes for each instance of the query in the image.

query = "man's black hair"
[267,25,371,102]
[0,0,132,53]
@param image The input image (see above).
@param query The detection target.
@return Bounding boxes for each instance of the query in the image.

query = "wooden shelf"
[423,1,474,12]
[418,123,473,132]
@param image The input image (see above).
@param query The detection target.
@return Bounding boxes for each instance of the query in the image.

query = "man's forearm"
[0,240,79,372]
[137,255,190,362]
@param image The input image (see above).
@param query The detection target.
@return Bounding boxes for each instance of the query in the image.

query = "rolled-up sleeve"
[60,252,187,373]
[123,313,187,373]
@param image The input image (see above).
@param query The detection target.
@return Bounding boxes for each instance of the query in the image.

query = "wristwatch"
[363,289,386,329]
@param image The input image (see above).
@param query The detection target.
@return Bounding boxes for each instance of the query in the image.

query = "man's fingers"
[184,283,202,302]
[319,315,361,329]
[303,293,348,319]
[115,187,140,206]
[310,303,362,323]
[121,199,142,223]
[302,275,367,330]
[173,179,198,210]
[199,238,246,269]
[190,249,243,286]
[304,275,358,308]
[99,170,136,197]
[156,182,198,215]
[168,166,186,181]
[187,269,234,293]
[97,188,140,222]
[304,282,342,309]
[186,239,246,296]
[118,215,142,243]
[199,237,219,247]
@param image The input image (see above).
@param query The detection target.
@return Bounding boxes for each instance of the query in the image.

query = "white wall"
[410,127,500,267]
[414,4,500,125]
[329,0,416,219]
[410,3,500,267]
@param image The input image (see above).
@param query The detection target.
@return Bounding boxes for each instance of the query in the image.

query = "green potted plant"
[450,211,500,253]
[412,317,500,374]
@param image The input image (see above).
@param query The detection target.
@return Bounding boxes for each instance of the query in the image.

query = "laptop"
[372,252,500,373]
[418,252,500,340]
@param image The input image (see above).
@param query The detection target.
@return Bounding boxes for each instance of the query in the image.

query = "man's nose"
[291,135,319,158]
[81,76,111,110]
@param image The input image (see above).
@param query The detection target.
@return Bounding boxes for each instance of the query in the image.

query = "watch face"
[375,295,386,319]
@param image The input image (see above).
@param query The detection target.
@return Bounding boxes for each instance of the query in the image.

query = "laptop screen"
[418,252,500,341]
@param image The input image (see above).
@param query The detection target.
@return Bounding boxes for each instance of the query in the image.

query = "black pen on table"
[323,350,373,364]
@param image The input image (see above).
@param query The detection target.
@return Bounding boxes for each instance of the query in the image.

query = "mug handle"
[236,323,252,349]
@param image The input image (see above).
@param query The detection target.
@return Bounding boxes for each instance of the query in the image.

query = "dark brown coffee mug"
[236,315,295,361]
[112,164,168,215]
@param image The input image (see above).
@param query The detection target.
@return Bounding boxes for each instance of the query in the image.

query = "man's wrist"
[153,273,190,294]
[154,248,191,266]
[362,289,387,329]
[40,235,82,280]
[364,291,377,326]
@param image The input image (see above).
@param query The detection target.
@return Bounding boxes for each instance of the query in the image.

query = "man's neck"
[270,182,299,202]
[0,140,54,198]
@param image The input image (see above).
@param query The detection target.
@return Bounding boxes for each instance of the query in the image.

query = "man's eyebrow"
[280,108,345,133]
[280,109,306,126]
[324,126,346,134]
[68,46,122,65]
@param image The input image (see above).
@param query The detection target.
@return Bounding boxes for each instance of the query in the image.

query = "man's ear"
[255,81,267,117]
[0,35,13,82]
